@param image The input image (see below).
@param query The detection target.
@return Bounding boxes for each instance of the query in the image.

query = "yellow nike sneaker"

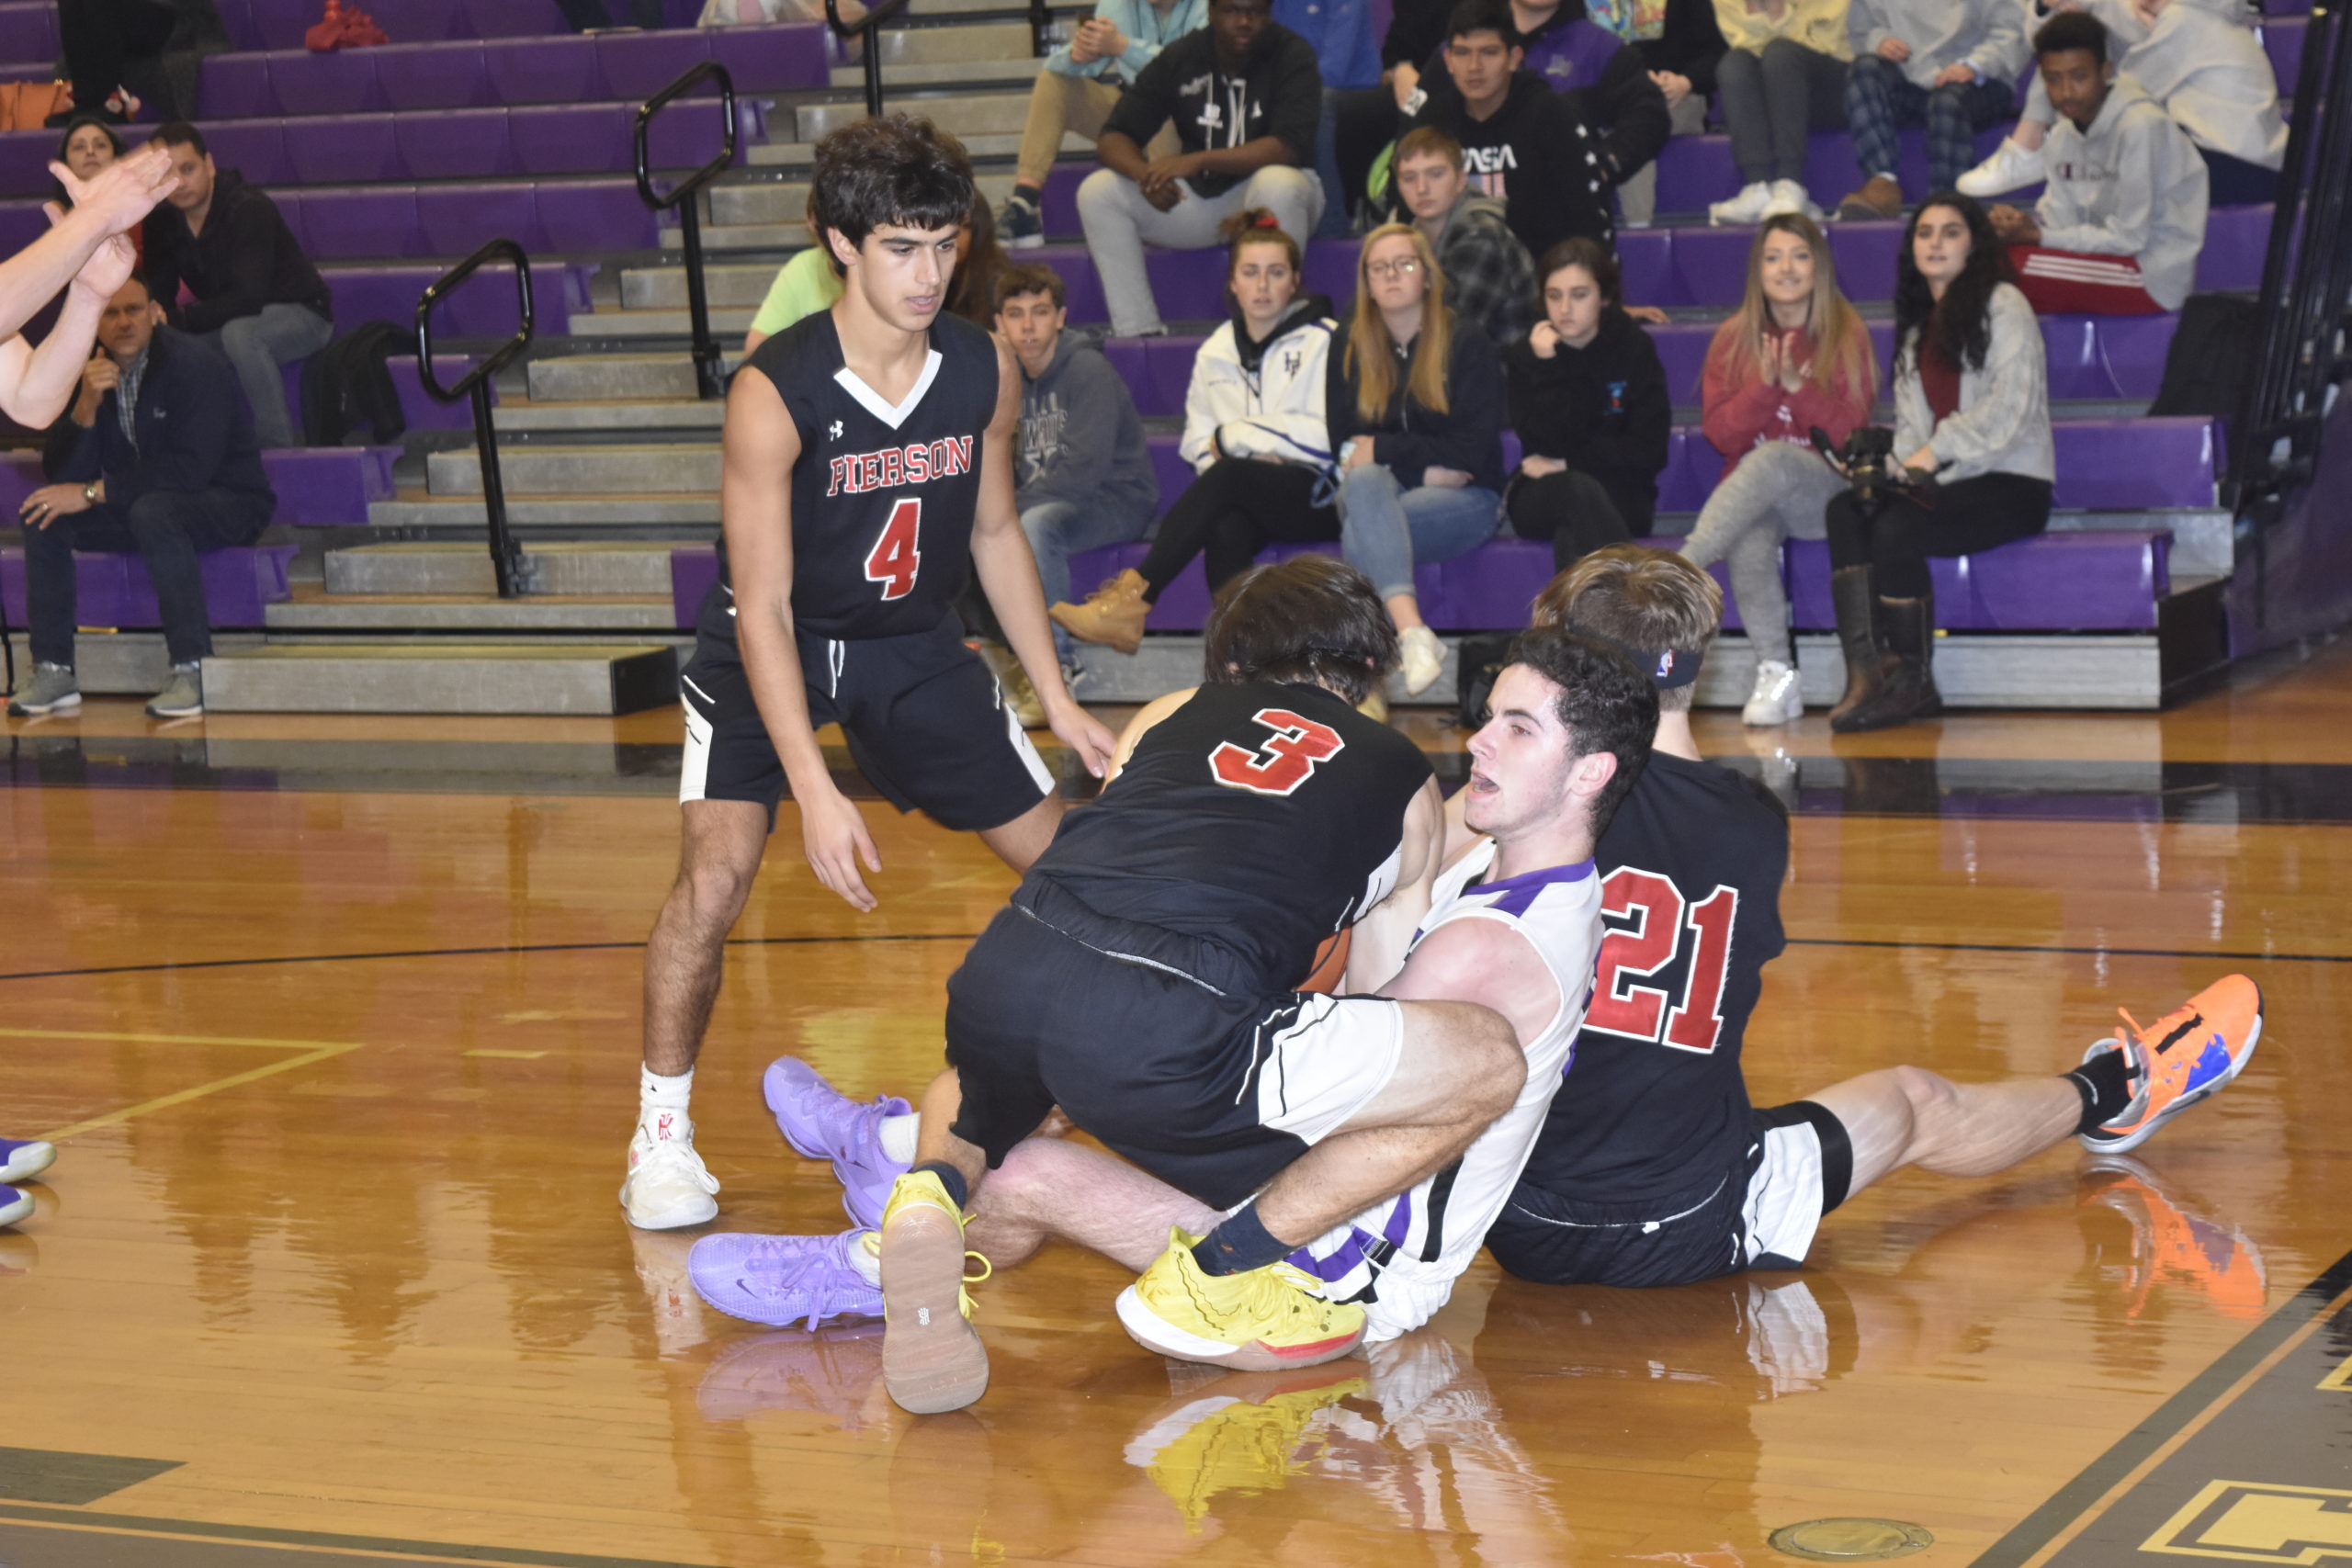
[1116,1227,1368,1372]
[875,1170,992,1415]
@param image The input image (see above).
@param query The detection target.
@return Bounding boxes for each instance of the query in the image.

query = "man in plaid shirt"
[1392,125,1538,349]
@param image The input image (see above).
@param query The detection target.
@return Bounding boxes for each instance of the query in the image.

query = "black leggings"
[1824,471,2053,599]
[1137,457,1337,601]
[1506,469,1638,574]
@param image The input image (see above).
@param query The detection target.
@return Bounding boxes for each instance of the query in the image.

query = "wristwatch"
[81,481,97,505]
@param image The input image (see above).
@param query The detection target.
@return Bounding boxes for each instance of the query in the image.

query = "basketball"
[1298,927,1353,994]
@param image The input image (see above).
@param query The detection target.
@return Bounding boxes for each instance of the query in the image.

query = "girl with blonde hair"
[1677,212,1876,725]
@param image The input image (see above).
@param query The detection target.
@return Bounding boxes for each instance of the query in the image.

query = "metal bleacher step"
[323,542,681,597]
[798,88,1030,142]
[497,397,727,435]
[830,56,1042,88]
[265,592,680,634]
[747,130,1090,167]
[571,304,759,339]
[367,491,720,528]
[868,20,1035,64]
[706,172,1015,231]
[200,643,681,716]
[620,258,797,309]
[429,444,718,497]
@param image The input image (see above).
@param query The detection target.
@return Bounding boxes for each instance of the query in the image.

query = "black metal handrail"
[635,59,739,402]
[827,0,916,118]
[416,237,535,600]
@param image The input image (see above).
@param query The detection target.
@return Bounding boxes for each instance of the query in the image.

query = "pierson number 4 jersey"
[703,308,1000,643]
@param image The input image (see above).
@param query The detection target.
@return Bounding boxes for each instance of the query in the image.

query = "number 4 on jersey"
[864,497,922,601]
[1585,868,1736,1053]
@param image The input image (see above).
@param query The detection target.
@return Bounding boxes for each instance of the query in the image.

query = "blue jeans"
[198,302,334,449]
[1021,498,1153,660]
[21,488,269,667]
[1335,464,1501,603]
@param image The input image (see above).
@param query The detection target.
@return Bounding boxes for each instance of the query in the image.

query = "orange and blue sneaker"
[1116,1227,1368,1372]
[2077,975,2263,1155]
[876,1170,992,1415]
[2080,1155,2267,1320]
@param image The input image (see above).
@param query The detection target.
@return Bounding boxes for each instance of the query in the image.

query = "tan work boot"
[1837,175,1904,221]
[1049,568,1148,656]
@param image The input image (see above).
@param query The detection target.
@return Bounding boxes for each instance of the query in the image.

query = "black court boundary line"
[0,933,2343,987]
[0,1505,722,1568]
[1970,1243,2352,1568]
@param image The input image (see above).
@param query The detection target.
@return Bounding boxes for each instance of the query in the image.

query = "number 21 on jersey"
[1208,708,1345,796]
[864,498,922,600]
[1585,868,1736,1053]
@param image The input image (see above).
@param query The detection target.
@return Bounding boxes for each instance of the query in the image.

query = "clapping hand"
[49,141,177,239]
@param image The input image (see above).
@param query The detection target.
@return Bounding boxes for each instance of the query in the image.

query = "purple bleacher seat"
[395,107,517,180]
[0,6,59,63]
[0,202,45,255]
[265,446,401,525]
[1781,532,2170,630]
[1648,126,2012,217]
[672,545,717,628]
[483,35,601,106]
[713,24,831,91]
[2263,17,2306,89]
[2195,205,2271,290]
[417,182,548,257]
[0,132,56,202]
[198,121,293,187]
[644,98,740,171]
[199,53,279,118]
[0,544,298,629]
[320,262,588,336]
[537,178,659,251]
[279,355,482,434]
[374,40,492,108]
[390,0,467,41]
[1038,164,1089,233]
[288,187,423,258]
[266,49,389,116]
[507,104,635,175]
[243,0,321,51]
[287,114,404,186]
[595,29,717,97]
[468,0,572,38]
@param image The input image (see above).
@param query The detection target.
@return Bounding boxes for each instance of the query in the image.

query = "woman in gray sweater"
[1826,192,2053,733]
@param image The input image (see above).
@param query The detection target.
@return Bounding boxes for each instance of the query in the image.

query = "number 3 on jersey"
[1209,708,1346,796]
[864,498,922,601]
[1585,868,1736,1053]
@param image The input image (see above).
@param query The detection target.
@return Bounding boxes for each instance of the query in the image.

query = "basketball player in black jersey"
[1481,547,2260,1289]
[873,558,1574,1416]
[624,116,1118,1232]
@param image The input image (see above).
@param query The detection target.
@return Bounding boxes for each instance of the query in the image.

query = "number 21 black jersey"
[707,307,998,642]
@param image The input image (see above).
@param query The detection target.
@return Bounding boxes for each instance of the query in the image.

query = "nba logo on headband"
[1655,650,1676,681]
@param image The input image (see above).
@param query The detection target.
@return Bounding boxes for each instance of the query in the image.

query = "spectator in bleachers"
[56,0,229,125]
[141,122,333,449]
[1983,14,2208,313]
[1273,0,1385,236]
[1826,193,2051,732]
[1393,1,1619,261]
[1051,209,1337,654]
[1962,0,2285,205]
[10,274,274,720]
[1837,0,2023,219]
[1393,126,1537,347]
[1678,213,1875,724]
[1518,0,1702,229]
[1330,221,1505,695]
[997,0,1205,248]
[1707,0,1852,224]
[1077,0,1324,338]
[993,262,1159,678]
[1502,236,1668,574]
[51,115,141,264]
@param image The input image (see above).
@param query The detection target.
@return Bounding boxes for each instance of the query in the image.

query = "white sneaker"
[1766,179,1823,221]
[1957,137,2045,198]
[1398,626,1446,698]
[1742,659,1804,726]
[1708,181,1775,227]
[621,1122,720,1230]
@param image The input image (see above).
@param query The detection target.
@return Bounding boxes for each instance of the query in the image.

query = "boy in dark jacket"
[142,121,333,448]
[1078,0,1326,336]
[10,274,276,720]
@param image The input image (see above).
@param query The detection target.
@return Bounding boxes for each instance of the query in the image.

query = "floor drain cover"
[1769,1518,1935,1560]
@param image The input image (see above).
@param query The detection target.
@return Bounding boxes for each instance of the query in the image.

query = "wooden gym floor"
[4,636,2350,1568]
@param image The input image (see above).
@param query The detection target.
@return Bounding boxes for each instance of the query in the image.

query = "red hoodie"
[1699,320,1872,482]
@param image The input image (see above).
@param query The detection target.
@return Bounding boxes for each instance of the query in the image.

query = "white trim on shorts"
[679,679,716,805]
[998,680,1055,795]
[1741,1118,1828,1267]
[1249,995,1405,1150]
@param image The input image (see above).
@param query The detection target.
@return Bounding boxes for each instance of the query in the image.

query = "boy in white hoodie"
[1988,9,2209,314]
[1962,0,2287,205]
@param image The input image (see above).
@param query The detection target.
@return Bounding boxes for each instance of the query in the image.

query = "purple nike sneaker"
[763,1057,912,1230]
[1,1185,32,1229]
[1,1138,55,1185]
[689,1229,883,1330]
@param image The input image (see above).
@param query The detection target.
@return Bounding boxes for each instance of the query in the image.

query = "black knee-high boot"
[1826,565,1883,728]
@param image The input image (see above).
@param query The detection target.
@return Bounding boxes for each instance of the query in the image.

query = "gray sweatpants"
[1676,441,1844,667]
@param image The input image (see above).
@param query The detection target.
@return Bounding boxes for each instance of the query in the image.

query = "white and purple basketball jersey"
[1290,838,1603,1340]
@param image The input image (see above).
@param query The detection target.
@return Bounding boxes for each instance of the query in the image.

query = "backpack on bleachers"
[0,82,74,132]
[301,321,408,446]
[2148,294,2261,421]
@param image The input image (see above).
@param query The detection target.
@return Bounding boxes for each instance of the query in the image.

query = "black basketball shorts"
[944,877,1405,1212]
[1486,1101,1857,1289]
[677,614,1054,834]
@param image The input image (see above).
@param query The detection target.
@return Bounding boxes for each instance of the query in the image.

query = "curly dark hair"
[1204,556,1399,706]
[1498,626,1658,838]
[808,114,974,276]
[1894,191,2011,376]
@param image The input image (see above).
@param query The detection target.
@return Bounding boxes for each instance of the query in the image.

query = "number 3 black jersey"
[1518,750,1790,1204]
[701,307,999,643]
[1029,681,1433,998]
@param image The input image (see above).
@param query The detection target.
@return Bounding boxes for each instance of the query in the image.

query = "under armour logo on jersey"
[829,419,843,439]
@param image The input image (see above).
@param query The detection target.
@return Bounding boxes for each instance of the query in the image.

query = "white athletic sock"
[639,1066,695,1140]
[878,1111,921,1165]
[848,1235,882,1287]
